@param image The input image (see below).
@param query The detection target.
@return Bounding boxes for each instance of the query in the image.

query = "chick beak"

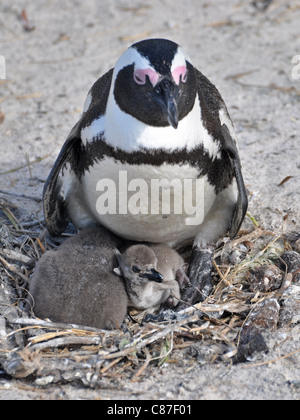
[140,269,164,283]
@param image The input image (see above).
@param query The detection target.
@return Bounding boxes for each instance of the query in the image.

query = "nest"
[1,198,300,388]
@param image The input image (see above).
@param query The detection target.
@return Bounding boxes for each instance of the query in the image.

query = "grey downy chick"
[26,227,128,330]
[115,244,189,309]
[150,244,190,300]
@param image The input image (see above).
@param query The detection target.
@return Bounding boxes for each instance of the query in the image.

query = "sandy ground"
[1,0,300,400]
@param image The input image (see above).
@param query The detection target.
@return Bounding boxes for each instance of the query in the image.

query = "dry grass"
[0,203,299,387]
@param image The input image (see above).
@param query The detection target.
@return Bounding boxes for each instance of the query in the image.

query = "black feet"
[177,245,214,310]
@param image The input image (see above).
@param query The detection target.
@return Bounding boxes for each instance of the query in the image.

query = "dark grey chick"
[26,227,127,330]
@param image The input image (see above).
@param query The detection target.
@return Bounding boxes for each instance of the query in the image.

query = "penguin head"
[114,246,164,285]
[112,39,197,129]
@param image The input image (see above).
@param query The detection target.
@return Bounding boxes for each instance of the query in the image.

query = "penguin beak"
[139,269,164,283]
[167,96,179,129]
[156,79,179,129]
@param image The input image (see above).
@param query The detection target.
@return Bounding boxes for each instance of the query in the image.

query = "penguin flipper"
[195,69,248,238]
[43,69,114,236]
[221,123,248,238]
[43,121,81,236]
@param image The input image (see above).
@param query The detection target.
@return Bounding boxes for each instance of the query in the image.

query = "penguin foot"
[177,245,214,310]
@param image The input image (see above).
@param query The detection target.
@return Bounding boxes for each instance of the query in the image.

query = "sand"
[0,0,300,400]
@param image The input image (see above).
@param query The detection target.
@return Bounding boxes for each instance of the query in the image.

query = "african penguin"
[43,38,248,306]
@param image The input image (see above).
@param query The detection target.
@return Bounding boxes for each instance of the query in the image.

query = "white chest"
[80,157,217,246]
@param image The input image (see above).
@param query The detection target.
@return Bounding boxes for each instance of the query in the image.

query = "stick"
[29,335,103,351]
[0,256,29,282]
[102,314,200,361]
[0,154,51,177]
[0,189,42,203]
[13,318,120,335]
[0,249,33,265]
[131,348,152,380]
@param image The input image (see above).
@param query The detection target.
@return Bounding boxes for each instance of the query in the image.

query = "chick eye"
[132,266,141,273]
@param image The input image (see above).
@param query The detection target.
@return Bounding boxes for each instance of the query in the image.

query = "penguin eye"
[181,70,188,83]
[132,265,141,273]
[134,68,160,87]
[134,73,145,85]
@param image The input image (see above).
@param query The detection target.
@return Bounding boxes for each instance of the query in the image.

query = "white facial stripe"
[112,45,192,89]
[113,47,152,83]
[115,45,191,81]
[112,46,162,90]
[171,47,190,71]
[170,47,190,85]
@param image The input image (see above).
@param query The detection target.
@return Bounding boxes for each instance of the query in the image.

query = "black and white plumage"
[43,38,248,305]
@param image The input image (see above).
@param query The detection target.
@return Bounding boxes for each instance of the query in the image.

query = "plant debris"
[20,9,35,32]
[0,111,5,124]
[247,265,283,292]
[0,201,300,387]
[252,0,274,11]
[278,176,294,187]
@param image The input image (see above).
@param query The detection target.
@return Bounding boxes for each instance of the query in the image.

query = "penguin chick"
[115,244,187,309]
[150,244,190,290]
[26,227,127,330]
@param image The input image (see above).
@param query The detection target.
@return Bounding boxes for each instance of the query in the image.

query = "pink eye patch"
[133,66,187,86]
[133,68,160,86]
[172,65,187,85]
